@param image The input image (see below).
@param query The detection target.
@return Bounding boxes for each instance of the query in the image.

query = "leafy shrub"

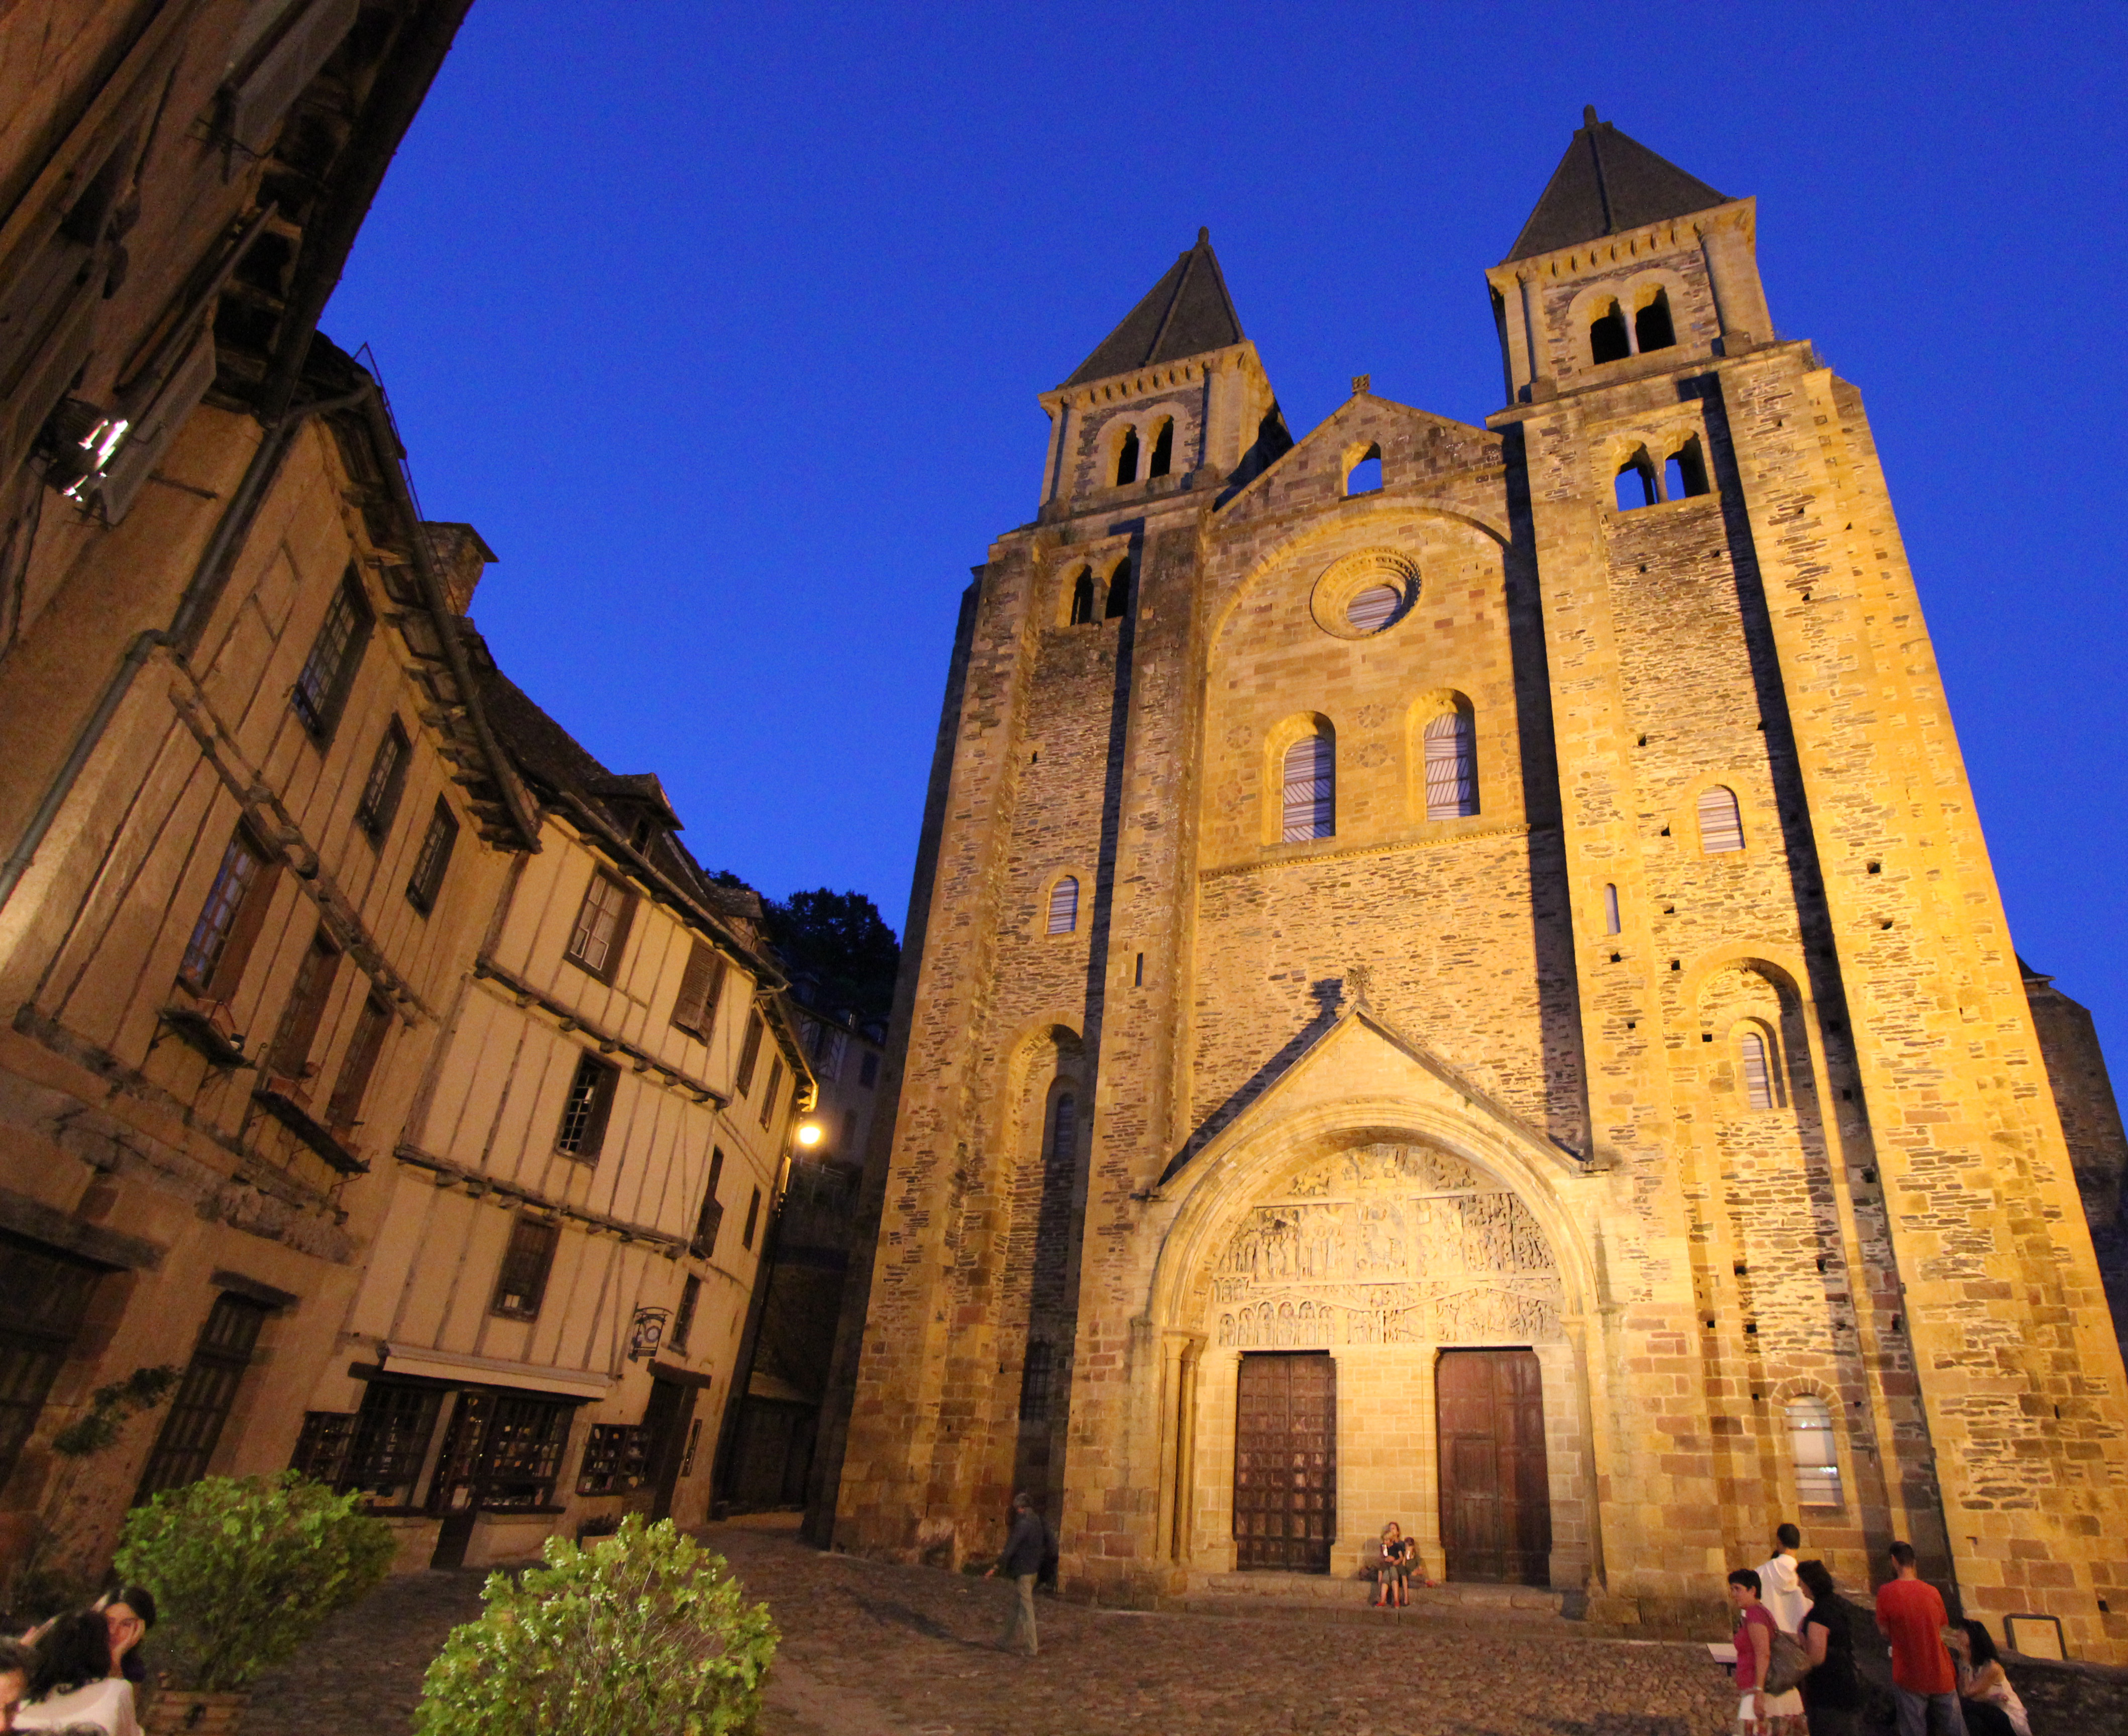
[413,1515,777,1736]
[113,1471,394,1690]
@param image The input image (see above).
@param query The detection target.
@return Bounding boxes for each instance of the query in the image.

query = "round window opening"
[1310,549,1419,640]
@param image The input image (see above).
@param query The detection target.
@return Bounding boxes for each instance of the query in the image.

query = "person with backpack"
[1795,1558,1863,1736]
[1729,1567,1807,1733]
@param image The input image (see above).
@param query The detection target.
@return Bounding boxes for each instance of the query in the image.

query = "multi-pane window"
[491,1216,561,1320]
[1423,711,1478,818]
[1019,1341,1054,1423]
[671,1275,700,1352]
[180,828,274,994]
[1281,733,1334,841]
[1698,785,1745,853]
[576,1423,652,1496]
[477,1394,572,1509]
[735,1011,765,1096]
[0,1233,103,1494]
[289,1410,357,1488]
[1786,1396,1842,1506]
[1740,1031,1776,1110]
[354,719,411,841]
[309,1382,445,1505]
[671,939,726,1038]
[268,929,341,1078]
[691,1149,724,1257]
[555,1053,618,1161]
[566,872,636,981]
[325,994,392,1134]
[741,1186,762,1251]
[405,798,458,913]
[135,1293,271,1502]
[291,571,373,740]
[1047,877,1078,934]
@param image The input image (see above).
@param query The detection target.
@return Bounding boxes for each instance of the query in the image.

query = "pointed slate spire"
[1506,107,1730,262]
[1062,227,1246,388]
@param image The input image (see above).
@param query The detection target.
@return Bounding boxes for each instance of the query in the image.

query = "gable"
[1219,394,1504,527]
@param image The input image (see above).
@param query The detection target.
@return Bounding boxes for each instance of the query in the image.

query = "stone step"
[1180,1570,1576,1625]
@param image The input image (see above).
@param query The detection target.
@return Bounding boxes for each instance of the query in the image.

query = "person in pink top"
[1728,1568,1805,1733]
[1873,1542,1967,1736]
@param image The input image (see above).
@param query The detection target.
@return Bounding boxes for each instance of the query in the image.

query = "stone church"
[818,112,2128,1657]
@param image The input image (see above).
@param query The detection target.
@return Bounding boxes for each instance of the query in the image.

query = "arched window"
[1785,1396,1841,1506]
[1614,458,1657,511]
[1048,1091,1076,1162]
[1664,438,1710,501]
[1104,558,1130,619]
[1345,445,1382,496]
[1697,785,1745,853]
[1590,301,1630,364]
[1046,876,1079,933]
[1635,289,1675,353]
[1603,884,1621,935]
[1740,1030,1775,1109]
[1148,418,1174,478]
[1423,711,1477,818]
[1068,568,1094,625]
[1281,732,1334,842]
[1115,426,1140,486]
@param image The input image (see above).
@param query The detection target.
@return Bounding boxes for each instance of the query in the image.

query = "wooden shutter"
[1424,711,1477,817]
[736,1011,765,1095]
[325,994,392,1133]
[268,929,341,1077]
[759,1057,784,1128]
[1281,734,1334,841]
[1697,785,1744,853]
[672,940,726,1037]
[1047,877,1078,934]
[491,1217,560,1320]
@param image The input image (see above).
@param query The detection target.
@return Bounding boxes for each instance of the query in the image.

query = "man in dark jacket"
[984,1492,1047,1655]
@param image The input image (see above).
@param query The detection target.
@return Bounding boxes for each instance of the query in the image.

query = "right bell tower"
[1488,109,2128,1656]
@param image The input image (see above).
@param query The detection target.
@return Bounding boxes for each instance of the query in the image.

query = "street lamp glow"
[795,1122,823,1147]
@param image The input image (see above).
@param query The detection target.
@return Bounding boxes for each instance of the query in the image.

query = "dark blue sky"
[326,4,2128,1064]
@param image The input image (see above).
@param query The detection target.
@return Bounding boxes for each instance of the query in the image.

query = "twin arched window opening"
[1614,436,1710,512]
[1275,708,1477,843]
[1590,287,1676,366]
[1114,418,1175,487]
[1066,560,1132,626]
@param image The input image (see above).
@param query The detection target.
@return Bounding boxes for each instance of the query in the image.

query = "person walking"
[1873,1543,1967,1736]
[1759,1524,1809,1635]
[1796,1558,1863,1736]
[984,1492,1047,1657]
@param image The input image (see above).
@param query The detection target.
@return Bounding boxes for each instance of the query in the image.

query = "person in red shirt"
[1873,1542,1968,1736]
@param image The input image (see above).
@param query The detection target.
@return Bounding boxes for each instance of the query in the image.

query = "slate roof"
[1062,228,1246,388]
[1505,108,1731,263]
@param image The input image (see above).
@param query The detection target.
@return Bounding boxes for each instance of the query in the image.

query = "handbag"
[1763,1628,1813,1697]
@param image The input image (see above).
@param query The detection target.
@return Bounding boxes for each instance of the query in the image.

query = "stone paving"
[243,1519,1743,1735]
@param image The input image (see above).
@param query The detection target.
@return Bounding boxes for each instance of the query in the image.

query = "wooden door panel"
[1233,1352,1335,1572]
[1437,1348,1550,1586]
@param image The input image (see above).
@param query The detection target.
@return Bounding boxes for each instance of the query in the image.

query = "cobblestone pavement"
[244,1519,1741,1736]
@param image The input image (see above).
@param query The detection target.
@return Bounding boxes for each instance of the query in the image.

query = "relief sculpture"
[1212,1142,1561,1348]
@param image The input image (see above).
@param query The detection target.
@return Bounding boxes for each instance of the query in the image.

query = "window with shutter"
[268,929,341,1079]
[180,828,277,996]
[491,1216,560,1320]
[325,993,392,1134]
[759,1057,784,1129]
[1047,877,1079,934]
[355,719,410,841]
[404,799,458,913]
[1423,711,1478,818]
[1281,733,1334,842]
[671,1275,701,1351]
[566,872,636,980]
[671,940,726,1038]
[1697,785,1745,853]
[291,571,373,740]
[742,1185,762,1251]
[1740,1031,1775,1110]
[1785,1396,1842,1506]
[692,1149,724,1257]
[555,1054,618,1160]
[735,1012,766,1095]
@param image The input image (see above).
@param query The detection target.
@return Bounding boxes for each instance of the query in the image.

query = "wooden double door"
[1436,1348,1551,1585]
[1232,1352,1336,1572]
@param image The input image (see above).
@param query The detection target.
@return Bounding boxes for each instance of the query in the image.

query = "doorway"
[1436,1348,1550,1585]
[1232,1351,1335,1572]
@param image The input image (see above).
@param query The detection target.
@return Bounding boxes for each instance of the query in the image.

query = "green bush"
[413,1515,777,1736]
[113,1471,395,1691]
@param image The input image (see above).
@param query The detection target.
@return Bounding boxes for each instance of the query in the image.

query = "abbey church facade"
[820,113,2128,1657]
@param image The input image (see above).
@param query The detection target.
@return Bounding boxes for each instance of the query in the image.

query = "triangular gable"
[1061,228,1246,388]
[1506,108,1730,263]
[1217,391,1501,522]
[1163,998,1585,1191]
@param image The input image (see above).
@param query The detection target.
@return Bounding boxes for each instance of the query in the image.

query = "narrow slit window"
[1281,732,1334,842]
[1603,884,1621,936]
[1068,567,1095,625]
[1423,711,1478,818]
[404,798,458,914]
[1590,301,1630,364]
[1148,418,1174,478]
[759,1057,784,1128]
[1697,785,1745,853]
[1740,1031,1775,1110]
[1049,1092,1076,1167]
[1018,1341,1054,1422]
[1115,426,1139,486]
[671,1274,700,1351]
[1786,1396,1842,1506]
[1047,876,1079,934]
[1635,290,1675,353]
[555,1053,618,1161]
[354,719,410,842]
[1104,559,1130,618]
